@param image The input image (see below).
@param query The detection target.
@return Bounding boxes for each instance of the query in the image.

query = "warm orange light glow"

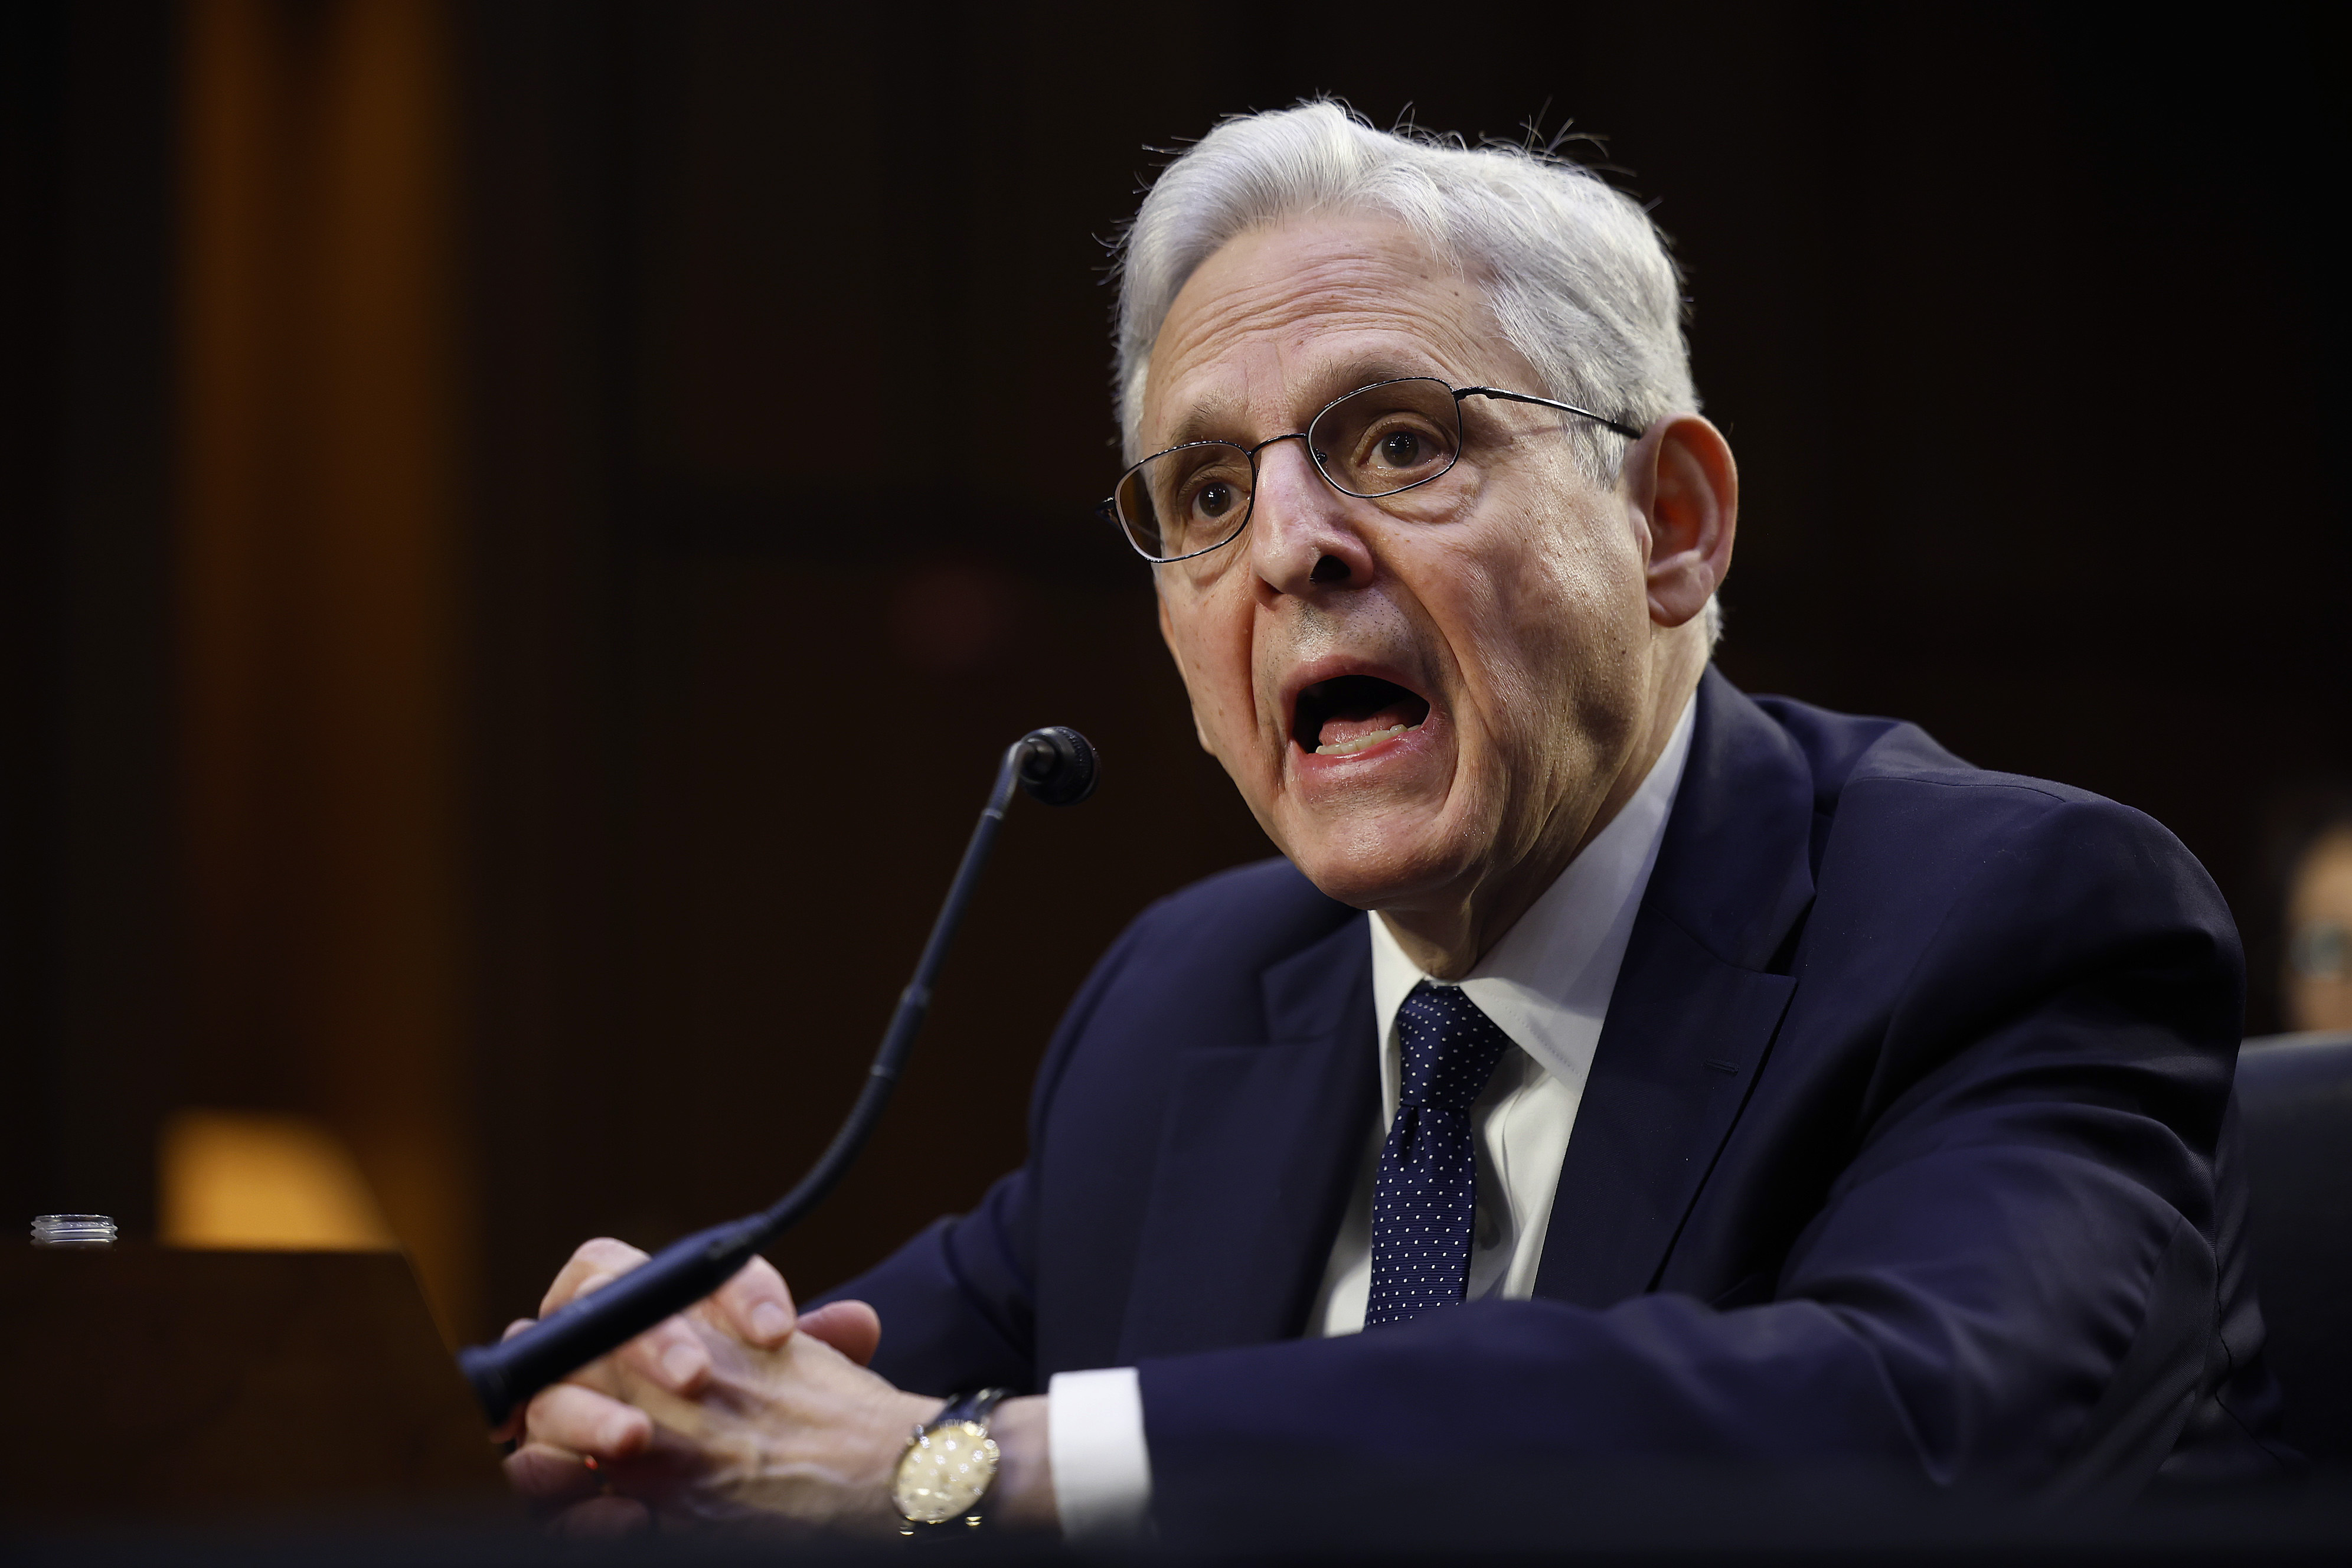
[159,1109,400,1250]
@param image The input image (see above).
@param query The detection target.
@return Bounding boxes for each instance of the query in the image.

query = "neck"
[1378,638,1705,981]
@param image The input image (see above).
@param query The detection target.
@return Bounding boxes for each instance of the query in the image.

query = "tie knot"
[1394,982,1512,1115]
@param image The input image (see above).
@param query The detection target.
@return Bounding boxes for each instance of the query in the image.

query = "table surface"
[0,1243,507,1528]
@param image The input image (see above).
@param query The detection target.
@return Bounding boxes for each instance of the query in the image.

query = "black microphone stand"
[458,727,1096,1427]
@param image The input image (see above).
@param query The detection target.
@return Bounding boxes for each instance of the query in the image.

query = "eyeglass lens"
[1114,378,1465,561]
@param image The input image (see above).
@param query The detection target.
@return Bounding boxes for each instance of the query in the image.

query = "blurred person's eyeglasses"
[1099,376,1646,565]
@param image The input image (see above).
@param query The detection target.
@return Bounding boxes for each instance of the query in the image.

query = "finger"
[614,1309,714,1396]
[708,1253,796,1348]
[504,1441,607,1507]
[550,1495,652,1540]
[796,1299,882,1367]
[538,1259,710,1398]
[524,1381,652,1463]
[539,1237,651,1318]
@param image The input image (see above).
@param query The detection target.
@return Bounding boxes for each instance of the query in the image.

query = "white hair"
[1112,100,1721,645]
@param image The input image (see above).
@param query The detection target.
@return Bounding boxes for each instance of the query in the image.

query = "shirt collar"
[1367,688,1698,1122]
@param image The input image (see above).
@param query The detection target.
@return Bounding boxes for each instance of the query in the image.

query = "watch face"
[893,1420,1001,1525]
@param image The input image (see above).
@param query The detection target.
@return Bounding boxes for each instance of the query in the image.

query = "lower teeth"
[1315,723,1409,757]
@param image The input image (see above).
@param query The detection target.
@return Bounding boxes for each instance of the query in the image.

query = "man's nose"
[1248,437,1374,593]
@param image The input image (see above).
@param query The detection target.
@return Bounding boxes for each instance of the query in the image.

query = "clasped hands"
[498,1239,1053,1537]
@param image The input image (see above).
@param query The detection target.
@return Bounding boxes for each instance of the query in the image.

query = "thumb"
[796,1299,883,1367]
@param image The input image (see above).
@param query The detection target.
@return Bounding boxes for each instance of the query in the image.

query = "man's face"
[1145,214,1663,920]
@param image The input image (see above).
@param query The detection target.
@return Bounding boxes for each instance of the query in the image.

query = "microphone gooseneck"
[457,727,1099,1427]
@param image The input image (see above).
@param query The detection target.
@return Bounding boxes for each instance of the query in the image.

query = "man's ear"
[1157,589,1219,756]
[1622,413,1737,629]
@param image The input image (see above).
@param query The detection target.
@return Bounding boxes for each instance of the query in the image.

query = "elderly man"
[505,104,2285,1541]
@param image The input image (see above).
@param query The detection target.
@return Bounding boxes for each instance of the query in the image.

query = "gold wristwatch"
[890,1387,1008,1531]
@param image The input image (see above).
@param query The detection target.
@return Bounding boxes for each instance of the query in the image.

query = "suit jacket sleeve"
[1131,794,2254,1530]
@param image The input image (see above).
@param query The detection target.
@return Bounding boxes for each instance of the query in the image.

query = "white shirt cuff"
[1046,1366,1153,1544]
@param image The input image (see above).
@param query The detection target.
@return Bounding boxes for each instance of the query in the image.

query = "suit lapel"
[1116,916,1377,1363]
[1533,669,1816,1308]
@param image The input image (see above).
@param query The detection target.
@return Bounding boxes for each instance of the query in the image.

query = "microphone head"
[1016,726,1098,806]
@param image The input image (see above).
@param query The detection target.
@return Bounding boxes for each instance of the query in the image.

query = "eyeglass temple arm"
[1456,387,1647,443]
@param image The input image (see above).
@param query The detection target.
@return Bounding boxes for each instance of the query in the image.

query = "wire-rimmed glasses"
[1097,376,1646,564]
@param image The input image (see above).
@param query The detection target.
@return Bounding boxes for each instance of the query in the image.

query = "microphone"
[457,726,1099,1426]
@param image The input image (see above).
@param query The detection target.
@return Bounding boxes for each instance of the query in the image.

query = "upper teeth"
[1315,723,1409,757]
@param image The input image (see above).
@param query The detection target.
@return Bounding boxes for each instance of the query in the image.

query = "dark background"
[5,0,2346,1345]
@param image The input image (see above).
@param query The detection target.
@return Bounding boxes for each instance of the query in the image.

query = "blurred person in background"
[492,103,2291,1544]
[2281,801,2352,1034]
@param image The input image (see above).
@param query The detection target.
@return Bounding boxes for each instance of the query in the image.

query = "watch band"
[933,1387,1009,1430]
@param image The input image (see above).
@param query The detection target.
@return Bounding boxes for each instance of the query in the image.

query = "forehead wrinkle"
[1162,342,1458,452]
[1146,227,1504,450]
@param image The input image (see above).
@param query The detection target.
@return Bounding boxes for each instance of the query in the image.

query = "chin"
[1278,809,1479,914]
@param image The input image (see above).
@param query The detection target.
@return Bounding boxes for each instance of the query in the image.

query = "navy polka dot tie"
[1364,982,1514,1328]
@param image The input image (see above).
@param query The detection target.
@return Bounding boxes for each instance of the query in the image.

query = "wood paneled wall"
[178,0,473,1338]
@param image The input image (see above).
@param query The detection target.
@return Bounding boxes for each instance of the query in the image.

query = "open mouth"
[1292,674,1433,757]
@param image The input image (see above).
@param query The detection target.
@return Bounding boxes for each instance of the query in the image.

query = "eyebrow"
[1159,357,1446,450]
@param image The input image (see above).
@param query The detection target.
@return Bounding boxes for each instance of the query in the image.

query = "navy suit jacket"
[822,670,2286,1526]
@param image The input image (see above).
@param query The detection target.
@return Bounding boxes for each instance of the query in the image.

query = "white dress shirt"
[1047,693,1697,1543]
